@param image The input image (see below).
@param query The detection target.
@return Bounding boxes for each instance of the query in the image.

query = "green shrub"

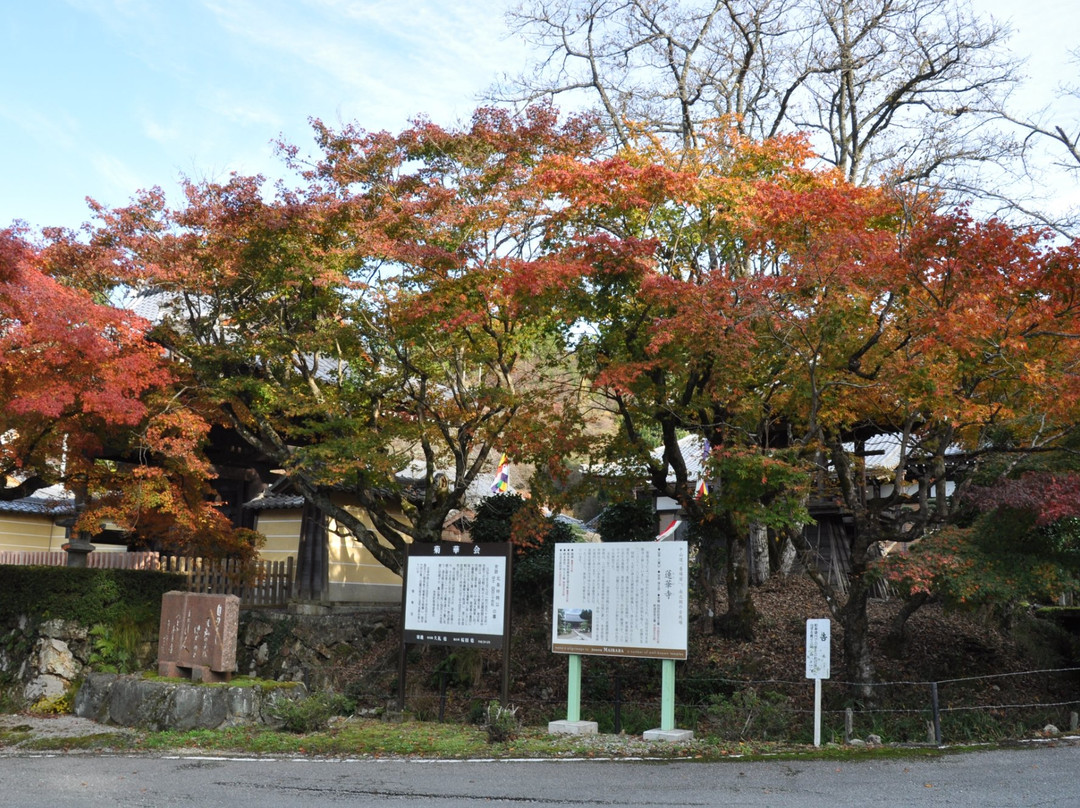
[596,499,657,543]
[89,611,157,673]
[269,692,354,733]
[484,700,519,743]
[470,494,522,544]
[433,649,484,688]
[704,688,794,742]
[0,567,183,630]
[30,692,73,715]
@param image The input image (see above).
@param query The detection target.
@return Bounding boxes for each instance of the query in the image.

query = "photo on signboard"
[556,608,594,640]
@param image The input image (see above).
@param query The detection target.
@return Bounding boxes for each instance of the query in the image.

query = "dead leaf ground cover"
[357,575,1080,744]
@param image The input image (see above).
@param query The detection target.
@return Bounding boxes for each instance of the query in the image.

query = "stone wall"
[74,673,307,730]
[238,605,400,691]
[1,617,93,707]
[1,604,401,711]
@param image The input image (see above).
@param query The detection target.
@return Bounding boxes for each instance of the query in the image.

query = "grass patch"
[132,719,492,758]
[7,716,1031,762]
[139,673,303,690]
[0,726,32,745]
[22,732,136,752]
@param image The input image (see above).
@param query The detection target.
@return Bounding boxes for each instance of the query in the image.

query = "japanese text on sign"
[551,542,688,660]
[403,543,509,649]
[805,618,831,679]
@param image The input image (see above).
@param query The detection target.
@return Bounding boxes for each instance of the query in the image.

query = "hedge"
[0,566,186,628]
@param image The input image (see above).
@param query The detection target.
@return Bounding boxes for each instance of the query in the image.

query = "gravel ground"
[0,713,133,745]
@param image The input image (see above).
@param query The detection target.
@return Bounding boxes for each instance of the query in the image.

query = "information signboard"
[805,618,831,679]
[551,541,688,660]
[403,542,511,649]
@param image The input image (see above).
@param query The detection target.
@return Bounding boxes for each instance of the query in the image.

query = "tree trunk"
[720,530,756,640]
[882,591,931,658]
[839,510,878,697]
[771,531,799,576]
[749,522,770,585]
[694,529,725,635]
[839,579,874,701]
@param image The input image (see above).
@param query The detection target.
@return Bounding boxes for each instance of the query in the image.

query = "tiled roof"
[845,432,964,477]
[243,493,306,511]
[0,486,75,516]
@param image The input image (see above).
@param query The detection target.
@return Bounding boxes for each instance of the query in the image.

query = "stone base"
[158,661,233,683]
[548,719,599,736]
[75,672,307,731]
[643,727,695,742]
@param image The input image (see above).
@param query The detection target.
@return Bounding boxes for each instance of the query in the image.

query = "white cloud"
[197,0,525,129]
[141,117,178,145]
[0,104,80,152]
[90,153,148,198]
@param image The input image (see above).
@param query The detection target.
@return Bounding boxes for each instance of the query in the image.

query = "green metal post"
[661,658,676,731]
[567,654,582,722]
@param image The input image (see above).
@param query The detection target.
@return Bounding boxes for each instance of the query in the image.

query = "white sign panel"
[403,543,510,648]
[805,618,831,679]
[551,542,688,660]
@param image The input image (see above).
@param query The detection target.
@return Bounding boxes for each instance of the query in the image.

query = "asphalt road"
[2,744,1078,807]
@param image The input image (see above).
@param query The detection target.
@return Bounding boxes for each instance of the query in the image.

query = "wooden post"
[930,682,942,745]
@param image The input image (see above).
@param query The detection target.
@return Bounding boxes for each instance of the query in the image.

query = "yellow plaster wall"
[326,505,404,602]
[254,508,303,564]
[252,504,405,603]
[0,513,67,554]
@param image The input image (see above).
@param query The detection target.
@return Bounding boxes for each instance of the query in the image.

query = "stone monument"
[157,591,240,683]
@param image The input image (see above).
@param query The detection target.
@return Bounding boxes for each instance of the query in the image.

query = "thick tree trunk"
[771,531,799,576]
[839,511,878,697]
[694,529,725,635]
[840,580,874,700]
[720,531,757,640]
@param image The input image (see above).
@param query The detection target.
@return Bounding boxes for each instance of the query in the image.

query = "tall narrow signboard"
[805,618,831,747]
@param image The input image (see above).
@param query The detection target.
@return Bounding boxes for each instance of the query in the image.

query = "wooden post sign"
[806,618,831,747]
[398,542,512,708]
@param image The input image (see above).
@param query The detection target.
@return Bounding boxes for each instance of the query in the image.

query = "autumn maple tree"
[535,124,843,639]
[36,97,1080,691]
[534,116,1080,687]
[94,107,599,574]
[0,227,254,558]
[884,470,1080,641]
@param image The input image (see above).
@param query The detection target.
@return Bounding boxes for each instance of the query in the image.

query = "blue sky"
[1,0,527,231]
[2,0,1076,232]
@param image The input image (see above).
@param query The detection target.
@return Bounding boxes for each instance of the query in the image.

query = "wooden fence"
[0,550,294,607]
[158,555,294,607]
[0,550,163,569]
